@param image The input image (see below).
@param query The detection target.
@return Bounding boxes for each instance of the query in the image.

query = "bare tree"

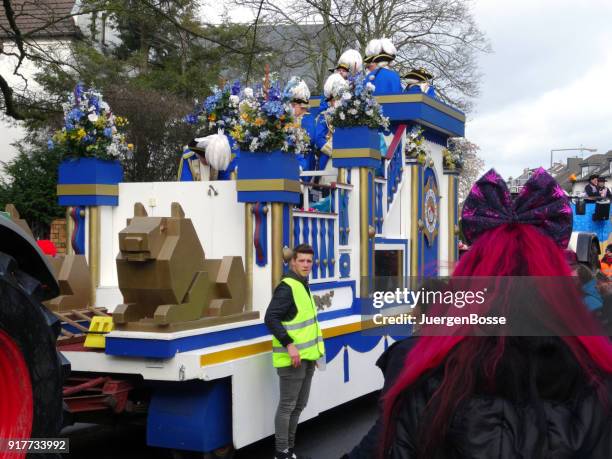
[0,0,261,121]
[449,137,485,203]
[232,0,490,110]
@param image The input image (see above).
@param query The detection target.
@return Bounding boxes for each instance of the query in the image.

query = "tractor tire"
[0,252,67,459]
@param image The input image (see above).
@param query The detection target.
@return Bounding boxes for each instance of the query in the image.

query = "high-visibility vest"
[601,261,612,278]
[272,277,325,368]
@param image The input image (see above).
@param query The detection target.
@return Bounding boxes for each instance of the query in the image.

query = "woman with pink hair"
[346,168,612,458]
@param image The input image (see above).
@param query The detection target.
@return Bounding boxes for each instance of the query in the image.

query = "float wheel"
[0,252,66,458]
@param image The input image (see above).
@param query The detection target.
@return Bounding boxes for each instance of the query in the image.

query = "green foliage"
[24,1,269,181]
[0,140,65,238]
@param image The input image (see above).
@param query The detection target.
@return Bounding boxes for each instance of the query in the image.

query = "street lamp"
[550,147,597,168]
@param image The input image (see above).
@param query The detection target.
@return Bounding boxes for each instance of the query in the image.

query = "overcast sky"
[469,0,612,178]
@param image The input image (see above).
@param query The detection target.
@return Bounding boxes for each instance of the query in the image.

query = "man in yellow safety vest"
[265,244,325,459]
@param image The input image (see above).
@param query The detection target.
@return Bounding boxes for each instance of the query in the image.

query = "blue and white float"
[59,89,465,454]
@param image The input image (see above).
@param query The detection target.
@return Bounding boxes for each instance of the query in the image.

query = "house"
[0,0,116,167]
[507,151,612,195]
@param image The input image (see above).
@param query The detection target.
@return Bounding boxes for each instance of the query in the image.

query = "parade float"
[0,73,466,457]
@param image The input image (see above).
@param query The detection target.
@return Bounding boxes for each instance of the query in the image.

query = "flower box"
[236,150,300,203]
[332,126,381,169]
[57,158,123,206]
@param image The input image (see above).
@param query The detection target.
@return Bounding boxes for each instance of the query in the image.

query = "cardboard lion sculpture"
[113,202,257,331]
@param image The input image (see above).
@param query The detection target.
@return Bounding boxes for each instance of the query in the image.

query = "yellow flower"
[254,118,265,127]
[53,131,67,143]
[127,143,134,150]
[95,117,106,129]
[230,125,244,141]
[73,128,86,140]
[208,113,217,122]
[241,113,250,122]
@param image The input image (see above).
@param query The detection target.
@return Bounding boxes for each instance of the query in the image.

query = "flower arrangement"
[443,138,465,171]
[324,74,389,129]
[229,83,309,154]
[185,80,241,134]
[49,83,131,160]
[405,127,428,165]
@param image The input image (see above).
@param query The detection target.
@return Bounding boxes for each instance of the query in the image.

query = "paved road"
[64,392,379,459]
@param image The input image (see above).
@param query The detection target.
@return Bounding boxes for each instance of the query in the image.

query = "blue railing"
[295,173,353,282]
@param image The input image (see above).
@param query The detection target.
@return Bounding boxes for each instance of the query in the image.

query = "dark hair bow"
[461,168,572,248]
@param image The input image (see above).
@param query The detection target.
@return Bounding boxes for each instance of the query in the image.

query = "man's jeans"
[274,360,316,451]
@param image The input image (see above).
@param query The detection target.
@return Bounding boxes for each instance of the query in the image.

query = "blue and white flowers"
[229,82,309,154]
[325,74,389,129]
[49,83,132,160]
[185,80,242,134]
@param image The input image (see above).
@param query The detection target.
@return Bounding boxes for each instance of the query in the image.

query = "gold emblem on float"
[422,175,439,246]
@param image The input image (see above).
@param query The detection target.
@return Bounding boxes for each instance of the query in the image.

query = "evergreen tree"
[0,138,65,238]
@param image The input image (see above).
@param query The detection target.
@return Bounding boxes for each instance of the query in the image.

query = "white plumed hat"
[374,37,396,63]
[364,39,382,63]
[283,76,311,105]
[190,134,231,171]
[334,49,363,74]
[324,73,349,100]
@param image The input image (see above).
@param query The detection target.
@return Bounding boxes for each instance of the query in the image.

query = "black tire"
[0,252,68,458]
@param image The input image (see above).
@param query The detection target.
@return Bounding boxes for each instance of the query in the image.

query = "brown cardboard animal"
[44,255,92,312]
[113,202,255,330]
[3,204,92,312]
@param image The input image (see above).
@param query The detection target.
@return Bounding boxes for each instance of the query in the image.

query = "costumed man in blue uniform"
[364,38,403,95]
[317,73,350,187]
[284,77,327,182]
[177,133,231,181]
[404,67,436,97]
[177,146,204,181]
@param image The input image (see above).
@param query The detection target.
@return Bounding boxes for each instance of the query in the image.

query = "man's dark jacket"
[264,270,312,347]
[585,183,600,197]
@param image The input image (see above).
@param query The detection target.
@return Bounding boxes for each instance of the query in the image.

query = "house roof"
[572,152,612,183]
[0,0,79,39]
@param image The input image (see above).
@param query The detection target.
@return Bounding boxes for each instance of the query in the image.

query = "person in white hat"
[329,49,363,79]
[177,133,231,181]
[283,77,324,178]
[364,37,402,95]
[315,73,350,186]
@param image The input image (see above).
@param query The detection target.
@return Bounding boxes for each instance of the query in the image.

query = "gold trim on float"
[375,94,466,122]
[236,179,301,193]
[410,166,419,279]
[57,184,119,196]
[359,168,370,297]
[271,203,283,292]
[88,206,100,306]
[309,98,321,108]
[244,203,253,311]
[199,321,383,367]
[333,148,381,159]
[447,175,456,269]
